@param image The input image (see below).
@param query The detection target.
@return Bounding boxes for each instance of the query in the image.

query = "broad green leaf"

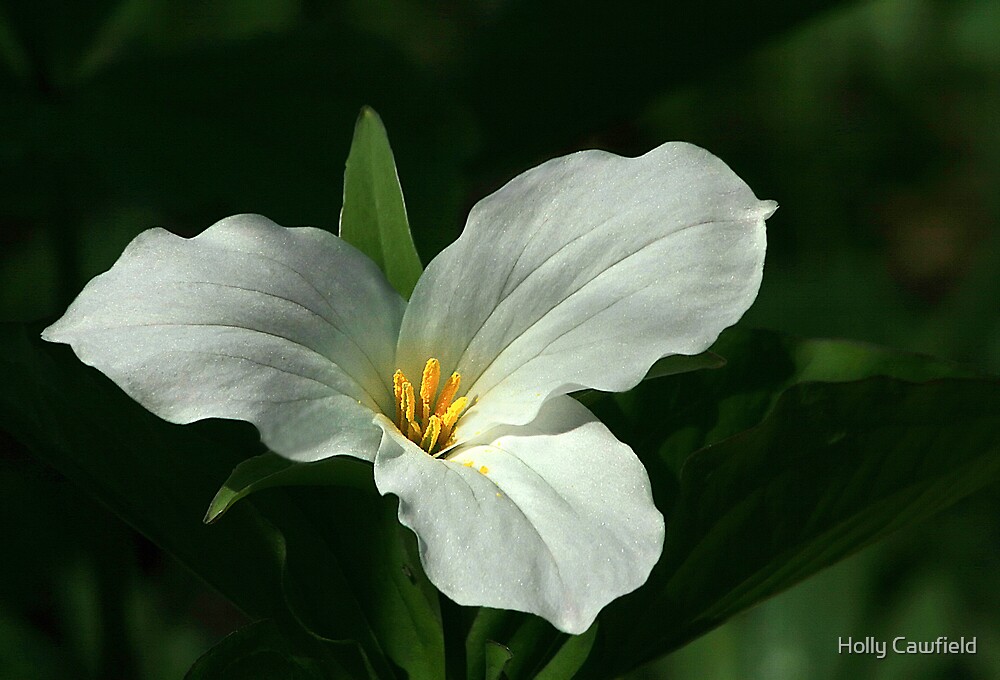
[483,641,513,680]
[0,323,285,622]
[255,486,445,680]
[204,461,445,677]
[644,351,725,380]
[205,452,372,524]
[588,329,983,477]
[0,323,443,679]
[185,620,340,680]
[465,609,584,680]
[576,330,1000,678]
[340,106,423,299]
[464,609,508,680]
[534,623,597,680]
[574,351,724,408]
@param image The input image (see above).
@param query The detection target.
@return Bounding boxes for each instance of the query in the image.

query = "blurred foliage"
[0,0,998,678]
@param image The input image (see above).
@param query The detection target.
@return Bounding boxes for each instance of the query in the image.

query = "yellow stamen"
[393,370,406,427]
[479,466,489,474]
[420,415,442,453]
[435,372,461,416]
[392,370,406,399]
[438,396,468,446]
[440,396,467,429]
[390,358,470,454]
[404,382,416,422]
[462,460,474,468]
[419,359,440,423]
[398,380,416,433]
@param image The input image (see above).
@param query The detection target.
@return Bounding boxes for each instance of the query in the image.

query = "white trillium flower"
[43,142,775,634]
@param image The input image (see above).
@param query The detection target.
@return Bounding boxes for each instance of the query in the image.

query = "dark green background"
[1,1,997,678]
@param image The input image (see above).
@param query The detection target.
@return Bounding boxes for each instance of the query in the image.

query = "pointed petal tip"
[759,199,779,220]
[541,599,599,635]
[374,397,664,634]
[40,321,64,344]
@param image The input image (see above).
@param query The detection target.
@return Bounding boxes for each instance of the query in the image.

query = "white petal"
[43,214,404,462]
[397,143,774,434]
[373,396,664,634]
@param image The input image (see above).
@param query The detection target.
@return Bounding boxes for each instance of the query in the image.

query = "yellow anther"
[441,396,468,428]
[398,380,417,433]
[419,359,440,423]
[393,370,406,427]
[391,359,470,454]
[479,466,489,474]
[393,370,406,400]
[435,372,461,416]
[404,382,416,422]
[420,415,442,453]
[438,396,468,446]
[462,460,474,468]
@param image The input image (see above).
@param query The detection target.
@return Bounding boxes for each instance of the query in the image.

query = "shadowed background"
[0,0,997,677]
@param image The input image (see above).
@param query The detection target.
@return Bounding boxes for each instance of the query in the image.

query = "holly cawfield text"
[838,636,977,660]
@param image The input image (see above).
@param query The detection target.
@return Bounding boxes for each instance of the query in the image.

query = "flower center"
[392,358,468,455]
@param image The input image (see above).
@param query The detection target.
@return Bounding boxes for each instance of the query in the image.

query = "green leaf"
[0,323,444,679]
[340,106,423,299]
[577,330,1000,678]
[534,623,597,680]
[644,351,726,380]
[588,329,983,477]
[185,620,342,680]
[205,452,372,524]
[483,641,513,680]
[258,487,445,680]
[0,323,286,622]
[465,609,586,680]
[574,351,724,408]
[203,457,445,677]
